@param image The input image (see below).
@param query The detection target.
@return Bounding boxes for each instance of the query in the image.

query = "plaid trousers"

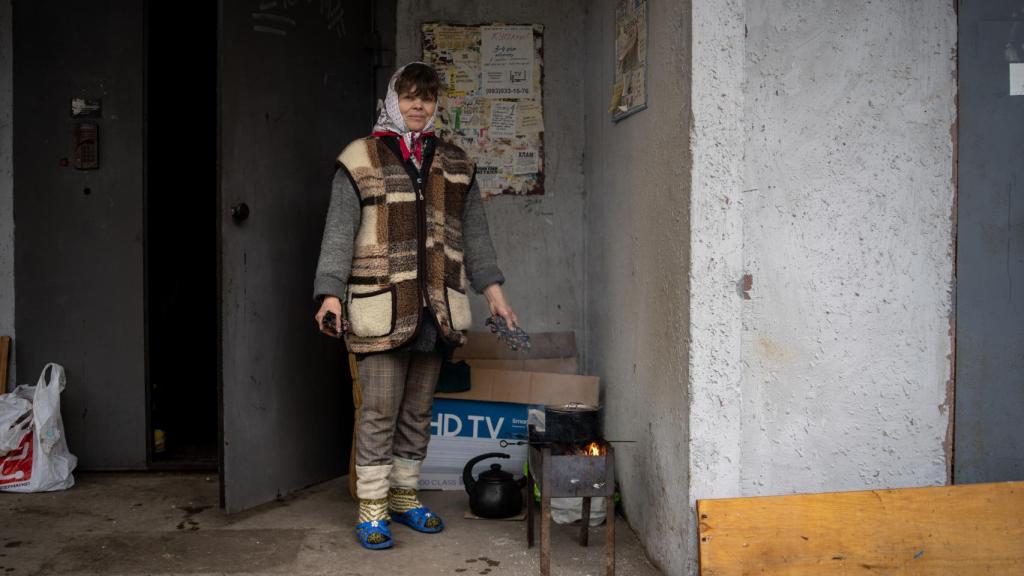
[355,350,442,466]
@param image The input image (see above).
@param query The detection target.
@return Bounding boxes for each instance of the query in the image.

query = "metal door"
[220,0,370,511]
[13,1,146,469]
[955,0,1024,483]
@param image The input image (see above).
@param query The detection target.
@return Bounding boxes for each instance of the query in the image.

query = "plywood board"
[698,481,1024,575]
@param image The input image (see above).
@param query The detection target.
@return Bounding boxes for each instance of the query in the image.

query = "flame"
[586,441,601,456]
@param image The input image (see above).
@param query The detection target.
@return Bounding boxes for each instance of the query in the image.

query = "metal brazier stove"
[526,423,617,576]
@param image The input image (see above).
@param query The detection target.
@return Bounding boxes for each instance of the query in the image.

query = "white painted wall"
[0,0,14,389]
[583,1,692,574]
[687,0,746,514]
[737,0,957,495]
[395,0,587,341]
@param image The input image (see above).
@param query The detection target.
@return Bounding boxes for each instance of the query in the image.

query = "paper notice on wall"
[489,101,518,140]
[616,19,636,62]
[513,148,539,175]
[516,100,544,133]
[491,143,515,171]
[1012,63,1024,96]
[481,26,535,99]
[627,68,646,109]
[609,82,623,113]
[476,165,502,192]
[434,26,478,51]
[465,98,488,129]
[612,0,647,119]
[447,66,477,97]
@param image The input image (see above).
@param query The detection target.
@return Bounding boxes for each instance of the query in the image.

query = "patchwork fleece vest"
[338,137,475,354]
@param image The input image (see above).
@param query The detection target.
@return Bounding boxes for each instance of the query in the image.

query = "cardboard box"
[421,331,598,491]
[459,357,578,374]
[452,331,578,374]
[420,398,535,490]
[434,368,598,405]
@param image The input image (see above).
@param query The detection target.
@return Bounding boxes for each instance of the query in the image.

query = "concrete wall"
[687,0,746,516]
[583,1,692,574]
[737,0,957,495]
[395,0,587,342]
[0,0,13,389]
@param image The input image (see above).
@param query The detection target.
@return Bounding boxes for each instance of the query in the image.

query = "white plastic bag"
[0,394,32,453]
[551,496,607,526]
[0,363,78,492]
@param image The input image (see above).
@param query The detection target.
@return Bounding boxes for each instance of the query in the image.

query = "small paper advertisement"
[481,26,535,99]
[489,101,518,139]
[611,0,648,120]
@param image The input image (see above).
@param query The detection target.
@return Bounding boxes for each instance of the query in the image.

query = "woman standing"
[314,62,517,550]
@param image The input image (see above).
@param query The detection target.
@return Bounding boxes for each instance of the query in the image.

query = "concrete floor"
[0,472,662,576]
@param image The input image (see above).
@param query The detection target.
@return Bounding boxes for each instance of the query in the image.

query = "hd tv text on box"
[430,399,532,440]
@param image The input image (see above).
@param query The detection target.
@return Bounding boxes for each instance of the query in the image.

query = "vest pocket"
[445,286,473,331]
[348,286,396,338]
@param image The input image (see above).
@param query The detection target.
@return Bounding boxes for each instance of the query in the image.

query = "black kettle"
[463,452,528,519]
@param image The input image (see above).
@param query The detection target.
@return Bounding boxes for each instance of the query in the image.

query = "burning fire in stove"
[580,441,604,456]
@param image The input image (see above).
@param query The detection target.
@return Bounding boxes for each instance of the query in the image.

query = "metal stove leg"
[580,497,591,546]
[541,448,552,576]
[541,493,552,576]
[527,472,535,548]
[605,498,615,576]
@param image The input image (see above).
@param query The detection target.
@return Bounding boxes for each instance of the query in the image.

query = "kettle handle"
[462,452,510,495]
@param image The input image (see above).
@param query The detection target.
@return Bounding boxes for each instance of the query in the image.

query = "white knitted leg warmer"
[356,464,393,499]
[356,464,393,523]
[389,456,422,490]
[389,456,426,514]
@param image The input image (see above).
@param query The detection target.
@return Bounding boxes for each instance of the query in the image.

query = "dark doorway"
[144,1,219,467]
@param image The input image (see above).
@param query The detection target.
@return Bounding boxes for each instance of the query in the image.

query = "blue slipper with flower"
[355,518,394,549]
[389,487,444,533]
[356,496,394,550]
[390,505,444,533]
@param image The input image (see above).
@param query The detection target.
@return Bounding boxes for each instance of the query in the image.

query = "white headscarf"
[372,62,437,167]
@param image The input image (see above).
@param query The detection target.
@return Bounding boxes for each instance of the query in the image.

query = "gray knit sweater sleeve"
[313,168,360,301]
[463,180,505,293]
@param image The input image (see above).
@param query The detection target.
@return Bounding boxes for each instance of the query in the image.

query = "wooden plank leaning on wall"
[698,481,1024,575]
